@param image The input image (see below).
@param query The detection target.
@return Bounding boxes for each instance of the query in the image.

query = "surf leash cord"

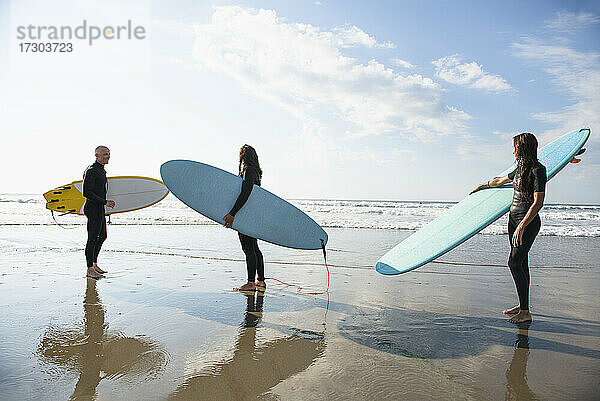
[265,238,330,295]
[50,210,79,229]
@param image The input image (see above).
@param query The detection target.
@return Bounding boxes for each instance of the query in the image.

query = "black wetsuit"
[229,166,264,282]
[83,162,108,268]
[507,162,546,310]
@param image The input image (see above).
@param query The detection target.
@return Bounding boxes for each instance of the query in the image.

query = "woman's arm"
[223,167,259,228]
[224,181,253,228]
[470,175,512,194]
[512,191,545,247]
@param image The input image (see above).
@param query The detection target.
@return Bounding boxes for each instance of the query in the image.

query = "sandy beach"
[1,220,599,400]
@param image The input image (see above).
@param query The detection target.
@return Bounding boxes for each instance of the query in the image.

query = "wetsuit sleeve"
[229,167,259,216]
[533,165,547,193]
[508,169,516,181]
[83,169,107,205]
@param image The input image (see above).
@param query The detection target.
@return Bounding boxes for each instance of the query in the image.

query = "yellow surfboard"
[44,176,169,215]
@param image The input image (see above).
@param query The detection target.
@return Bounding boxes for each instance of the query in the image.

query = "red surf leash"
[266,239,330,295]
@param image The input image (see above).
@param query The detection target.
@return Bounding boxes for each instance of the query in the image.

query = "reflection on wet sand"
[338,306,600,360]
[37,278,168,400]
[506,323,538,401]
[170,292,326,401]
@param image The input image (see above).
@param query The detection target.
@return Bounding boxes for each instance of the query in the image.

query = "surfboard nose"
[375,261,399,275]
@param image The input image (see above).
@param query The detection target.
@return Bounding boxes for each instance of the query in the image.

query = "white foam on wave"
[1,195,598,237]
[293,199,600,237]
[0,195,43,204]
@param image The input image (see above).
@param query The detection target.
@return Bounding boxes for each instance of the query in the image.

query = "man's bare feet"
[503,305,520,315]
[93,263,107,274]
[234,282,256,291]
[86,267,104,279]
[508,310,532,324]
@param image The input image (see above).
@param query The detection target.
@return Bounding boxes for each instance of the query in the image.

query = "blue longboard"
[376,127,591,275]
[160,160,328,250]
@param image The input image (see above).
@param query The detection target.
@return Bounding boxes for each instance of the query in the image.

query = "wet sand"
[1,225,599,400]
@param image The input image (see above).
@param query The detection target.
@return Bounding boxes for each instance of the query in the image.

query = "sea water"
[1,194,599,237]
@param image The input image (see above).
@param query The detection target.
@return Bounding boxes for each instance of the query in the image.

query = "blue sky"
[1,0,599,203]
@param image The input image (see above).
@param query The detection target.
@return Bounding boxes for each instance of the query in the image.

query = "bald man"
[82,146,115,278]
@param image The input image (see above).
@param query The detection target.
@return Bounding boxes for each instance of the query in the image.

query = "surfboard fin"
[570,148,585,163]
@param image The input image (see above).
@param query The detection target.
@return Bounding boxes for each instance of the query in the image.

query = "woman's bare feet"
[86,267,104,279]
[508,310,532,324]
[503,305,520,315]
[234,282,256,291]
[93,263,107,274]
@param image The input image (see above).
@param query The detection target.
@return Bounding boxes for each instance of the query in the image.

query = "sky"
[0,0,599,203]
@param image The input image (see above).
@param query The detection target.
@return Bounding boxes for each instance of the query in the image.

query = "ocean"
[2,193,599,237]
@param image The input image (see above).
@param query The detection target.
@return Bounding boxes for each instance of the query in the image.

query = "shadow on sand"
[336,306,600,360]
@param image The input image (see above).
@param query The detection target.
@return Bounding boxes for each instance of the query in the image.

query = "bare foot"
[93,263,107,274]
[86,267,104,279]
[508,310,532,324]
[234,282,256,291]
[503,305,520,315]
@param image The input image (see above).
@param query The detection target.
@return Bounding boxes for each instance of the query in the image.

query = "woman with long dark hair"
[223,145,266,292]
[471,133,546,323]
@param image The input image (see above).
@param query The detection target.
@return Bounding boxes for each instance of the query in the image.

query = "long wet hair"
[238,144,262,178]
[513,133,538,197]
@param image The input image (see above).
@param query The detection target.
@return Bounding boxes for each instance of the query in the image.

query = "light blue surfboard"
[160,160,328,250]
[376,127,591,275]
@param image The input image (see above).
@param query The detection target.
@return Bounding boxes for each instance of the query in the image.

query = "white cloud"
[512,39,600,142]
[392,58,415,69]
[332,24,395,49]
[432,54,513,93]
[544,11,600,32]
[191,6,470,139]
